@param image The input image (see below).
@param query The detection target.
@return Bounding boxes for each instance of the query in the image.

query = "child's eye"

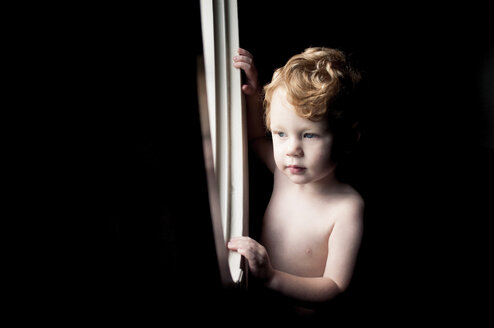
[304,133,318,139]
[277,132,286,137]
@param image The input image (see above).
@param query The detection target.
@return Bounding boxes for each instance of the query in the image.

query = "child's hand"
[228,236,274,282]
[233,48,259,96]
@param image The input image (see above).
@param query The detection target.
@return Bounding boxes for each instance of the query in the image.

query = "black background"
[31,1,493,326]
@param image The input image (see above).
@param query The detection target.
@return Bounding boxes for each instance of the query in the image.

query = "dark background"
[39,1,493,325]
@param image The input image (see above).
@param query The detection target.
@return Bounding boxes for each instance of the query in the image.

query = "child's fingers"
[233,61,253,73]
[228,236,247,243]
[228,237,271,277]
[228,236,257,253]
[235,248,258,272]
[229,241,257,269]
[228,236,249,245]
[227,236,245,250]
[233,54,253,65]
[227,242,238,251]
[233,60,258,91]
[242,84,254,95]
[237,48,253,58]
[233,55,254,73]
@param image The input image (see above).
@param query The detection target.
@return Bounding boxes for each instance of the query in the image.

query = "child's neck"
[293,170,342,196]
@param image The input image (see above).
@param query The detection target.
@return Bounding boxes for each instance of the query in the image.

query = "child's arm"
[233,48,275,172]
[271,204,363,303]
[228,199,364,304]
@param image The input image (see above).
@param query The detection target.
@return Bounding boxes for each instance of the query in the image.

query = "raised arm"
[233,48,275,172]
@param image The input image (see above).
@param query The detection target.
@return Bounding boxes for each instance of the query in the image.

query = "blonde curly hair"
[263,47,362,162]
[264,47,361,127]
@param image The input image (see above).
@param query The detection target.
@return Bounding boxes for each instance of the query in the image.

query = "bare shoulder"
[329,184,364,225]
[340,185,364,211]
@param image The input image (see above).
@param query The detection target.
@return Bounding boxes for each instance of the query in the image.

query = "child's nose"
[286,138,304,157]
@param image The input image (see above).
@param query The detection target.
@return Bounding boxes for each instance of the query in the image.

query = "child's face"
[269,87,336,185]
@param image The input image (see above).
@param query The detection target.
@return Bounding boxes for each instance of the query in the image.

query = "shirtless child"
[228,47,364,309]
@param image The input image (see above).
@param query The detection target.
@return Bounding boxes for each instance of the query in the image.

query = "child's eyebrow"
[300,124,324,132]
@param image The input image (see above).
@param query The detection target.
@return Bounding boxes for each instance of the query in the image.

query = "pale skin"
[229,48,364,306]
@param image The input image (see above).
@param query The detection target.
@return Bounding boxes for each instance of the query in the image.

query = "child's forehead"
[271,87,292,109]
[268,87,332,134]
[270,103,328,131]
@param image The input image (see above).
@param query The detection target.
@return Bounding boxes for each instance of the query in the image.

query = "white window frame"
[198,0,248,287]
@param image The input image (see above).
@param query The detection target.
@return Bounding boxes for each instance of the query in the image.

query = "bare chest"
[261,195,335,277]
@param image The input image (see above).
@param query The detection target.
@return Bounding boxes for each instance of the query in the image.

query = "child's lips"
[286,165,306,174]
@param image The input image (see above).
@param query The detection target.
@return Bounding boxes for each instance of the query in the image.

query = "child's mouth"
[287,165,306,174]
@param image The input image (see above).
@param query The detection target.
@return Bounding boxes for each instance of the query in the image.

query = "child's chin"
[287,174,309,184]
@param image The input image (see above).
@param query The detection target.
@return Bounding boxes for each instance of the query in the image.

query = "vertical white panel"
[225,0,247,284]
[213,0,231,241]
[197,56,233,286]
[199,0,216,167]
[199,0,248,286]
